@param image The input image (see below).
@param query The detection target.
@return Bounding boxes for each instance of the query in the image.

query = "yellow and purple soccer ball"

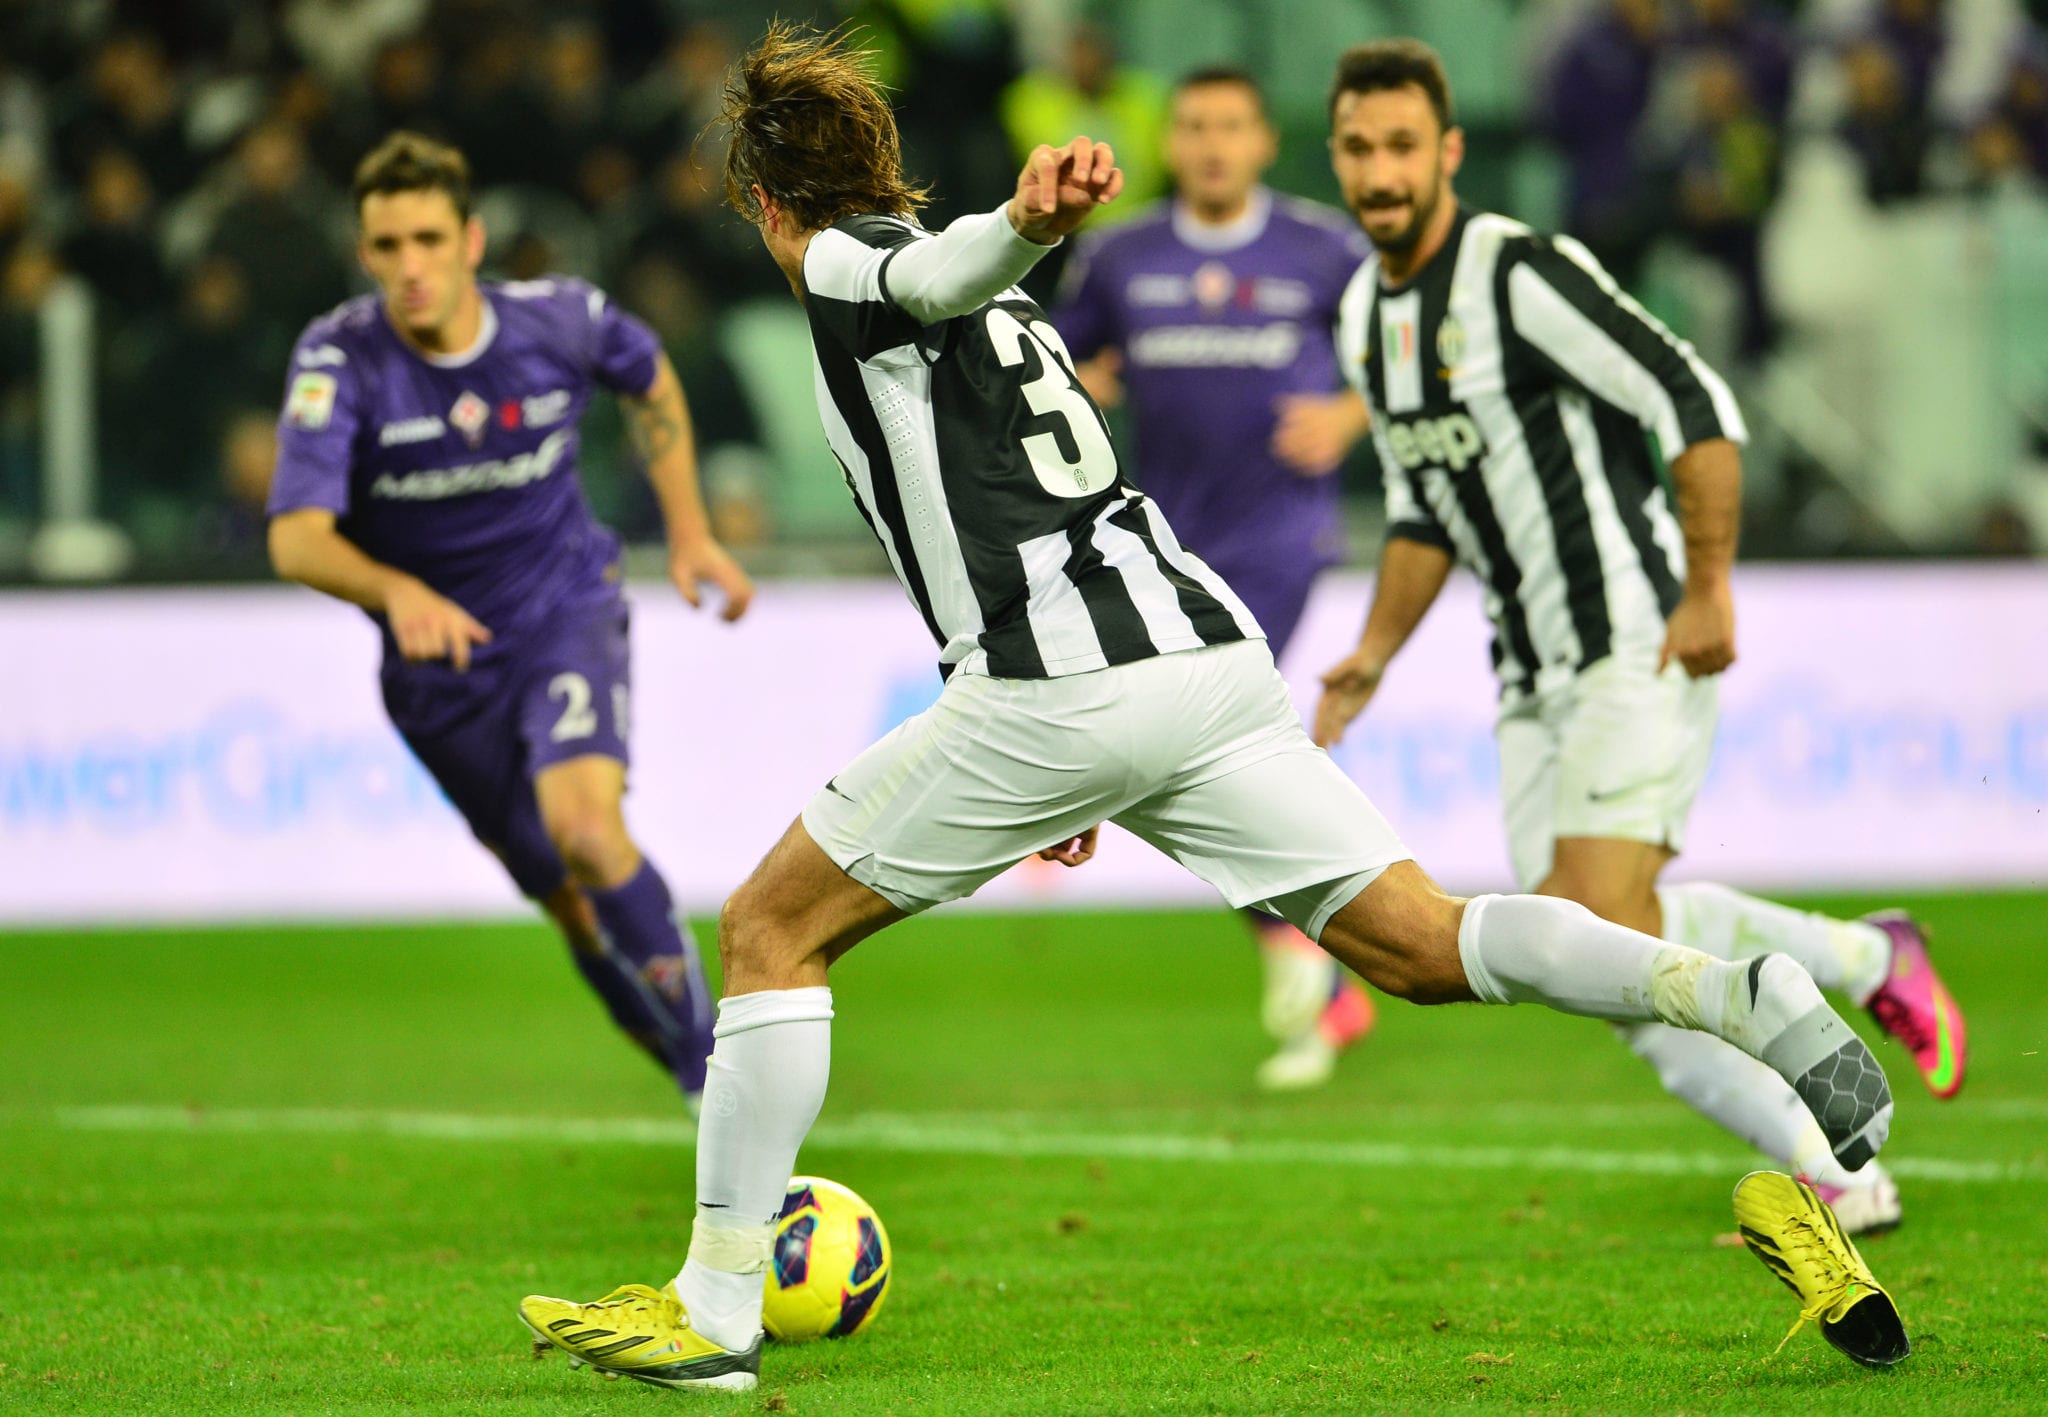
[761,1176,892,1342]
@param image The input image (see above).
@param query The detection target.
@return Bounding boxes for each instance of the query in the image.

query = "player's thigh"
[1113,643,1410,941]
[392,707,565,900]
[1496,694,1561,893]
[722,815,905,995]
[1550,655,1719,863]
[1541,835,1672,935]
[532,753,629,844]
[802,671,1129,917]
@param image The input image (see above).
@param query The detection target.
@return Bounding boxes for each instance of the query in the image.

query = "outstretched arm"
[622,353,754,622]
[884,136,1124,325]
[269,508,493,670]
[1312,537,1455,748]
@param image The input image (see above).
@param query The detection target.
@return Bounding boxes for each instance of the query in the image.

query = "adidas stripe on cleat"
[519,1282,761,1391]
[1733,1170,1910,1369]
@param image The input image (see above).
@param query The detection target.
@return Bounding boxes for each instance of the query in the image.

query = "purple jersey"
[1053,189,1371,576]
[269,276,662,651]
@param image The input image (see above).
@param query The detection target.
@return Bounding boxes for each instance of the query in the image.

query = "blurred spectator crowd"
[1,0,2045,578]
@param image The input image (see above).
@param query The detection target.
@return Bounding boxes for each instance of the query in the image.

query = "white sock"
[1458,893,1744,1028]
[1658,882,1892,1004]
[673,986,833,1352]
[1621,1021,1840,1175]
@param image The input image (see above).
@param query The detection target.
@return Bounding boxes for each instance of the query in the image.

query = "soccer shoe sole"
[1754,973,1894,1171]
[519,1309,760,1391]
[1733,1171,1911,1370]
[1821,1289,1912,1369]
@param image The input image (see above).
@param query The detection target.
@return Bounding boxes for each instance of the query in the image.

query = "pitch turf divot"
[52,1105,2048,1184]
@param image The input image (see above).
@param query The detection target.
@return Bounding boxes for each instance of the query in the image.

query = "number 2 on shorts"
[548,671,598,742]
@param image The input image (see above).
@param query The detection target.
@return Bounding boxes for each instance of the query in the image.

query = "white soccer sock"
[673,986,833,1352]
[1658,882,1892,1004]
[1459,893,1745,1029]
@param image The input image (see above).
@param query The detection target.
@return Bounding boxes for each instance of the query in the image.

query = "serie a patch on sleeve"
[286,371,338,429]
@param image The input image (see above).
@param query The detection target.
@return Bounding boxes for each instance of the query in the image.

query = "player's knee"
[1321,875,1468,1003]
[716,883,799,982]
[546,808,636,888]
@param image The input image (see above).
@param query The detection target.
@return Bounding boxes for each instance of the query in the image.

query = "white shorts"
[1497,652,1720,891]
[803,640,1410,939]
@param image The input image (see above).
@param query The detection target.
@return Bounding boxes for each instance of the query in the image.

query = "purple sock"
[586,860,715,1096]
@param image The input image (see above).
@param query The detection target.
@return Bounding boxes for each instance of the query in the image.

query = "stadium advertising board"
[3,566,2044,922]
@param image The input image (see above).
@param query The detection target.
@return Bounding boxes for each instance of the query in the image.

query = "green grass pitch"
[1,892,2044,1415]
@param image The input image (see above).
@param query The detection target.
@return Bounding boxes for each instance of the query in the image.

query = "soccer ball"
[761,1175,892,1342]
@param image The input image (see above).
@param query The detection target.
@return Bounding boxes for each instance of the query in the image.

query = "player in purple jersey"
[1053,69,1378,1090]
[266,133,754,1111]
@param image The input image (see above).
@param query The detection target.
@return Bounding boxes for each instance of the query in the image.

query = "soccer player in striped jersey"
[1052,66,1377,1092]
[518,26,1898,1390]
[267,133,753,1114]
[1309,40,1967,1236]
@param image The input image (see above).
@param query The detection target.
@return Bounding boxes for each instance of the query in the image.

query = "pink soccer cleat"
[1862,912,1967,1100]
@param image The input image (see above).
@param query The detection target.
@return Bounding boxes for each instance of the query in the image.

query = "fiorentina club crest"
[449,390,490,446]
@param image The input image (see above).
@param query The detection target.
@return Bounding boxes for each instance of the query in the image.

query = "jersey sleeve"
[267,337,364,518]
[802,217,935,359]
[1049,233,1117,361]
[1378,450,1453,552]
[573,280,662,395]
[1503,236,1747,460]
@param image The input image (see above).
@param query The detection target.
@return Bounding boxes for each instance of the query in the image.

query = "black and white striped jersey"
[1337,207,1746,699]
[802,213,1261,680]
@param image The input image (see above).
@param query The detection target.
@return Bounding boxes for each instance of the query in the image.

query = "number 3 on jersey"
[985,307,1116,499]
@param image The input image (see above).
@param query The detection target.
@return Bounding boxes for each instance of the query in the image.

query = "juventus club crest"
[449,390,490,446]
[1436,314,1466,372]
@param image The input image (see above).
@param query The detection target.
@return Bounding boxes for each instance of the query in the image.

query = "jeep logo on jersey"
[1385,412,1485,473]
[449,390,489,446]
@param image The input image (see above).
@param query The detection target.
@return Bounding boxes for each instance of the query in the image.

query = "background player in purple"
[266,132,753,1112]
[1052,68,1378,1090]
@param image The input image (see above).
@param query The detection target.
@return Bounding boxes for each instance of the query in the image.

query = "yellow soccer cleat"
[1732,1170,1911,1369]
[519,1283,761,1391]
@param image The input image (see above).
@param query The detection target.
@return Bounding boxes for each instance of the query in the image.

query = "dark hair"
[1327,38,1455,132]
[352,131,472,222]
[1175,65,1268,118]
[720,22,929,230]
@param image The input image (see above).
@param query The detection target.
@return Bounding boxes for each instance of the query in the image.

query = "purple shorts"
[1209,562,1324,658]
[382,595,632,899]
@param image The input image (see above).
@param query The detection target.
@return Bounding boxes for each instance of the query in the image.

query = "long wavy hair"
[719,22,931,231]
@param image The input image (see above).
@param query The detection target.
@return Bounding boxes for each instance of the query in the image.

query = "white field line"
[52,1105,2048,1184]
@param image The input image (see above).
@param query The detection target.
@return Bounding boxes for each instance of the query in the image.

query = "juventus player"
[518,25,1897,1390]
[1309,41,1967,1235]
[268,133,751,1112]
